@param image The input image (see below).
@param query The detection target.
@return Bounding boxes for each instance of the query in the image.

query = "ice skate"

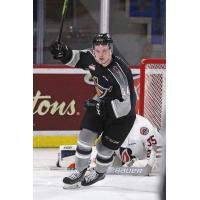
[63,168,87,189]
[81,168,105,186]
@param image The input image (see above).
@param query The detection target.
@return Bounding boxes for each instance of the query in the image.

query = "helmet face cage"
[92,33,113,50]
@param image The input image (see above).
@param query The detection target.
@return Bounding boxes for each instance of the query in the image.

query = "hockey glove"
[84,99,105,118]
[49,41,72,63]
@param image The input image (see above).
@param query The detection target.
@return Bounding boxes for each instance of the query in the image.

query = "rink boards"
[33,66,140,147]
[33,131,79,147]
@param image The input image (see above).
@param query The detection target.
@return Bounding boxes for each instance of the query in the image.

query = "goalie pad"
[57,145,97,169]
[57,145,76,168]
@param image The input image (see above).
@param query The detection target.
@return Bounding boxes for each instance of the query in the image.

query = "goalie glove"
[84,99,106,118]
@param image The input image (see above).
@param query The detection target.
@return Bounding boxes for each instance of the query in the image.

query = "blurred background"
[33,0,165,66]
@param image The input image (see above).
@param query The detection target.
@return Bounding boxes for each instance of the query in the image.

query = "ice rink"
[34,148,162,200]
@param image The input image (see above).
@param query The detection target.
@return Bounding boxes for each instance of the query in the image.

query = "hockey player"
[113,114,163,175]
[49,33,137,187]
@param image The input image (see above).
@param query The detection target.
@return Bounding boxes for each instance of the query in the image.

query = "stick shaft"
[57,0,68,43]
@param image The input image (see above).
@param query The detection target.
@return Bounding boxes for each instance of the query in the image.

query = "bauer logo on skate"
[33,90,76,116]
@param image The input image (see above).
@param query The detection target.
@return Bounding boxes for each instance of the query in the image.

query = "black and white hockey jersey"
[66,49,136,120]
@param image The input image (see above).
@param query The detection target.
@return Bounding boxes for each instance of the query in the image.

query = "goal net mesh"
[139,59,166,132]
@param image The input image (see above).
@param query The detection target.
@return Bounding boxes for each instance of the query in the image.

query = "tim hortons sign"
[33,73,95,130]
[33,71,140,131]
[33,90,76,116]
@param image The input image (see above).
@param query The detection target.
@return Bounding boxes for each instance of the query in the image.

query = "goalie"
[57,114,163,176]
[113,114,163,174]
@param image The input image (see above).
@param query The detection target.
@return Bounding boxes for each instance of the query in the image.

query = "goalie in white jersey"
[113,114,163,174]
[58,114,163,175]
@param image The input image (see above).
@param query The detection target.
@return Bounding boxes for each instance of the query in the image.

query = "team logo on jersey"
[140,127,149,135]
[93,76,113,98]
[88,64,96,71]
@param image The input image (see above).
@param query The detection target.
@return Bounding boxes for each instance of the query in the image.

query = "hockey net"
[139,58,166,132]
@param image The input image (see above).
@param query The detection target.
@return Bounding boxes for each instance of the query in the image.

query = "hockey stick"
[106,166,145,176]
[57,0,68,43]
[49,166,151,176]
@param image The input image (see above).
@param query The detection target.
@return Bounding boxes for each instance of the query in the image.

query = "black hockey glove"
[49,41,72,63]
[84,99,106,118]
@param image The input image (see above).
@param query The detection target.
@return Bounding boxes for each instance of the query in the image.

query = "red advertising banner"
[33,67,140,131]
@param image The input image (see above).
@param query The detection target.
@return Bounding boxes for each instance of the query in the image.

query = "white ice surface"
[33,148,161,200]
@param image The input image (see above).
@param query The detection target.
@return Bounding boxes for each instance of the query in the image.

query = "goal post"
[139,58,166,132]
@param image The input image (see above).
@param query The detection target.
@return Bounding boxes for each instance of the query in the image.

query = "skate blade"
[63,182,81,189]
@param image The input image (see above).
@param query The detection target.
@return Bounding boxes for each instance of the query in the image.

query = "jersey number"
[147,135,157,147]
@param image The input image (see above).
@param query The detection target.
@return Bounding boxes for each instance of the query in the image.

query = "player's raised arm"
[49,41,93,69]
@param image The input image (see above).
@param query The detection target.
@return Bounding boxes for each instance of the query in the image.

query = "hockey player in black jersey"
[50,33,136,187]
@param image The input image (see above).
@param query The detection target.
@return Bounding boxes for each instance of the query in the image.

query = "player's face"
[94,45,112,67]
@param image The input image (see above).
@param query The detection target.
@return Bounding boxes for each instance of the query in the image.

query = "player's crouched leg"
[81,140,114,186]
